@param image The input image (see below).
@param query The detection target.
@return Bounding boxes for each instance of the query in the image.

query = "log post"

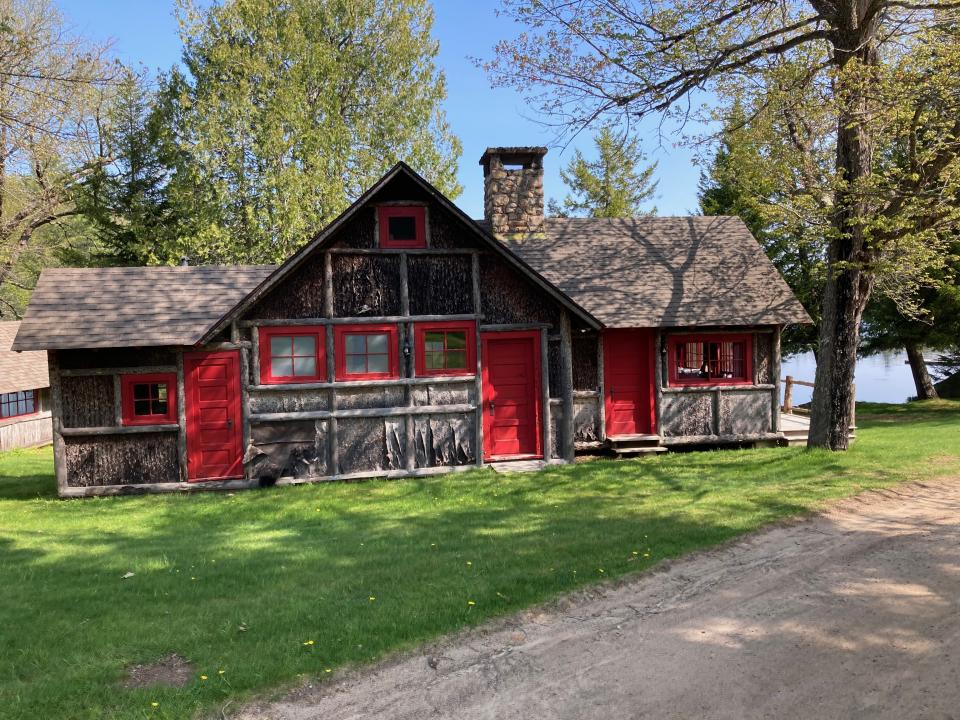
[176,349,188,482]
[48,351,68,494]
[653,330,663,436]
[559,311,575,462]
[540,327,552,460]
[783,375,794,415]
[324,251,338,475]
[472,252,484,466]
[771,326,782,432]
[596,332,606,441]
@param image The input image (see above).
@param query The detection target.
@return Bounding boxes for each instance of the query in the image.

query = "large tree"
[159,0,462,265]
[486,1,960,449]
[549,126,658,217]
[0,0,118,317]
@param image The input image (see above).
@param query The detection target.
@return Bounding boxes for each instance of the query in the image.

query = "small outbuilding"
[0,321,51,451]
[13,147,810,497]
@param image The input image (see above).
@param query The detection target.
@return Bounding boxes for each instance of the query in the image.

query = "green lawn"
[2,401,959,720]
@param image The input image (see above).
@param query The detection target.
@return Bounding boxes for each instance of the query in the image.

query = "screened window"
[335,324,399,380]
[378,206,426,248]
[0,390,36,419]
[670,335,751,385]
[121,373,177,425]
[258,327,325,384]
[414,321,476,377]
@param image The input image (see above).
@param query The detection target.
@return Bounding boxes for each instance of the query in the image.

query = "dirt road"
[237,481,960,720]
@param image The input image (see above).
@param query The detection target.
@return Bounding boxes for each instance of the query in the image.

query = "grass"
[1,400,959,720]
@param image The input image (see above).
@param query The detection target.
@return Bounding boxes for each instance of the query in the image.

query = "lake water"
[781,351,917,405]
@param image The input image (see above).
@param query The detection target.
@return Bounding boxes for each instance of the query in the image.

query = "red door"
[481,331,542,460]
[604,329,655,437]
[184,351,243,481]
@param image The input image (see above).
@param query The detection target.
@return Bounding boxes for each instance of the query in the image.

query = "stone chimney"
[480,147,547,236]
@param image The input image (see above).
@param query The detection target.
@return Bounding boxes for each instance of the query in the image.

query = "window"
[0,390,36,419]
[669,335,752,386]
[378,206,426,248]
[258,326,326,384]
[121,373,177,425]
[414,321,476,377]
[334,324,399,380]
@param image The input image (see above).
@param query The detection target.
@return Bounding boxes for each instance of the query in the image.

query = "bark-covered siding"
[248,252,326,320]
[572,335,599,391]
[407,255,473,316]
[60,375,114,428]
[338,417,403,474]
[548,339,562,398]
[479,255,560,328]
[755,333,773,385]
[719,391,773,435]
[428,201,481,250]
[64,432,179,486]
[326,206,378,249]
[573,398,601,443]
[660,393,714,437]
[248,390,331,415]
[411,382,473,407]
[414,414,474,467]
[332,254,402,317]
[248,421,329,480]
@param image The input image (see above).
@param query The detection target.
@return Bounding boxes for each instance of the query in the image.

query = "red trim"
[480,330,543,461]
[667,333,754,386]
[334,323,400,380]
[184,351,243,481]
[414,320,476,377]
[258,326,326,384]
[120,373,178,426]
[378,206,426,248]
[0,389,38,420]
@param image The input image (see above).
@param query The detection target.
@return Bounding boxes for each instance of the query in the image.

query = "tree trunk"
[905,342,938,400]
[808,26,878,451]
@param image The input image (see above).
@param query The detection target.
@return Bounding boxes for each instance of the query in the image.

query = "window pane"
[424,332,445,352]
[367,354,389,373]
[134,399,151,416]
[133,383,150,400]
[272,357,294,377]
[446,332,467,350]
[17,398,26,414]
[293,356,317,376]
[293,335,316,356]
[25,395,34,413]
[271,336,291,356]
[153,400,168,415]
[346,354,366,373]
[388,215,417,241]
[366,333,388,354]
[425,351,445,370]
[345,335,366,354]
[156,384,167,401]
[445,350,467,369]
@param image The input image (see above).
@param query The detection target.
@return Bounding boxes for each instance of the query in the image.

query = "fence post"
[783,375,794,414]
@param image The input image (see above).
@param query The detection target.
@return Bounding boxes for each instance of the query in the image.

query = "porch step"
[607,434,665,456]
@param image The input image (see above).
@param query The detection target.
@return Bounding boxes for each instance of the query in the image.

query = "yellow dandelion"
[200,675,208,681]
[466,561,472,566]
[191,576,197,581]
[598,568,605,573]
[325,668,332,673]
[302,639,315,646]
[632,551,639,556]
[369,596,376,602]
[467,600,476,606]
[218,669,225,675]
[643,553,651,558]
[151,702,159,708]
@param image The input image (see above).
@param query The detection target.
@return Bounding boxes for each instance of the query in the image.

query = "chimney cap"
[479,146,548,169]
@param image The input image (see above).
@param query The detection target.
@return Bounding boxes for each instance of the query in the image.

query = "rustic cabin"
[0,321,51,451]
[12,147,810,497]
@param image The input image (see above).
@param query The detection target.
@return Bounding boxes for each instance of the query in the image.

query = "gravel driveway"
[237,480,960,720]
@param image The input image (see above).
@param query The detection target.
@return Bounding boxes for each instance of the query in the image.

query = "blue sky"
[58,0,703,218]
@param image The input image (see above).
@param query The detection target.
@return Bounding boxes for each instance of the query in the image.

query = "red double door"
[481,331,542,460]
[184,351,243,481]
[603,329,655,437]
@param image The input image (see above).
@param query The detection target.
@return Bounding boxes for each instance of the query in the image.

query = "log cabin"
[12,147,810,497]
[0,321,51,451]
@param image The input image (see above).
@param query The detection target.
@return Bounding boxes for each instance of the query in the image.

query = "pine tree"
[549,127,657,218]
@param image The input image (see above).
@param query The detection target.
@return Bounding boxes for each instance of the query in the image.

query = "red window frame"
[258,326,326,384]
[668,334,753,386]
[121,373,178,426]
[334,324,400,380]
[0,389,37,420]
[378,206,426,249]
[414,320,476,377]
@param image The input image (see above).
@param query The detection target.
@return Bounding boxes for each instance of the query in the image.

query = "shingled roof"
[0,321,49,394]
[498,216,811,328]
[12,266,275,351]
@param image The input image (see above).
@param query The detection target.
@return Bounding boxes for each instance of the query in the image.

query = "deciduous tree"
[486,1,960,449]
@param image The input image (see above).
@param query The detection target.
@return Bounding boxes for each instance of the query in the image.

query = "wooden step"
[615,445,668,456]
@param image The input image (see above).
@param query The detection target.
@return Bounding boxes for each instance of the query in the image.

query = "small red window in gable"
[378,206,426,248]
[258,326,326,384]
[334,324,400,380]
[414,321,476,377]
[121,373,177,426]
[668,335,753,386]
